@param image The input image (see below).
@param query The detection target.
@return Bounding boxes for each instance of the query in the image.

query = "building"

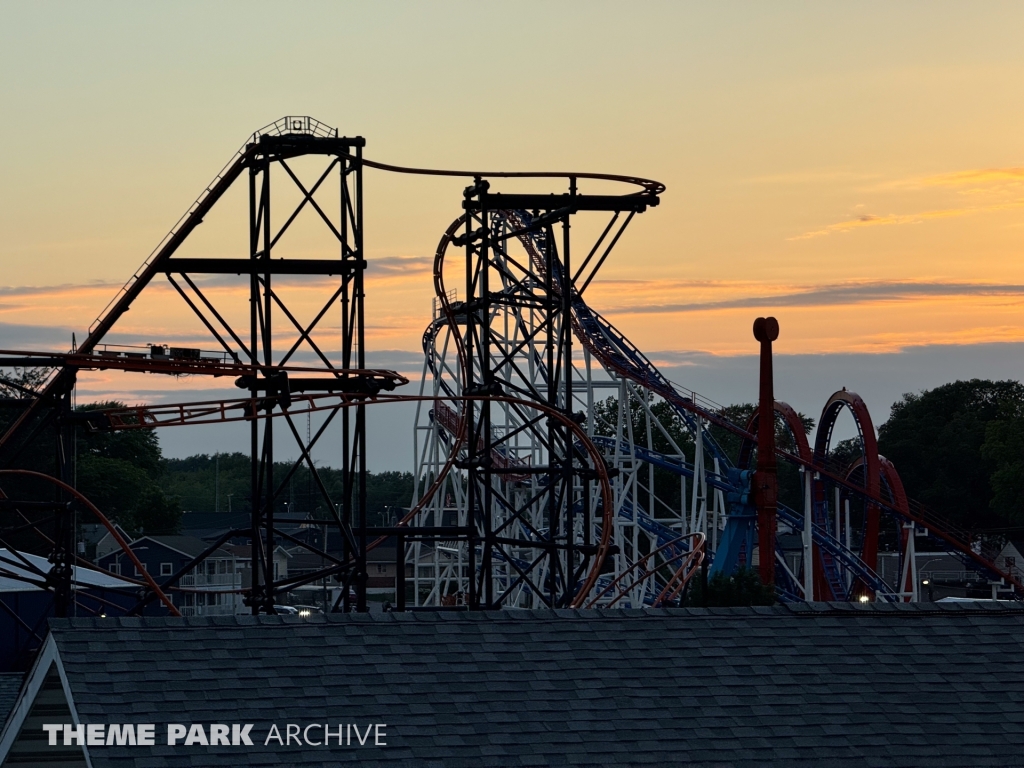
[1,602,1023,766]
[96,536,243,616]
[77,524,130,562]
[222,544,291,586]
[0,550,137,672]
[176,512,250,544]
[995,540,1024,582]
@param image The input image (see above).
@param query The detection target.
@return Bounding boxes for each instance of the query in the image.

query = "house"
[77,523,130,562]
[96,536,243,617]
[177,512,250,544]
[995,540,1024,581]
[284,541,413,610]
[222,544,291,585]
[286,535,412,613]
[1,603,1023,766]
[365,537,413,590]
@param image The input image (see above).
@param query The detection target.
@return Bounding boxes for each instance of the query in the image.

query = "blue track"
[423,208,1013,601]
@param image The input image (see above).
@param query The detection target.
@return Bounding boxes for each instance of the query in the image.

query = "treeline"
[592,379,1024,534]
[877,379,1024,531]
[148,379,1024,536]
[589,394,815,517]
[3,375,1022,539]
[0,385,413,538]
[160,453,414,527]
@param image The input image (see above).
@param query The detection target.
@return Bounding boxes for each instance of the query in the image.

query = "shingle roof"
[0,673,22,730]
[137,535,231,559]
[0,549,135,594]
[36,603,1024,766]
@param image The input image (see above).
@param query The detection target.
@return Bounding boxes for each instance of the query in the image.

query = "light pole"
[918,557,944,602]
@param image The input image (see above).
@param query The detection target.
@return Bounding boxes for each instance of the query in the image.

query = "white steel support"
[409,210,728,609]
[689,416,706,537]
[844,497,852,591]
[899,522,918,602]
[803,469,814,600]
[711,457,724,553]
[834,486,841,540]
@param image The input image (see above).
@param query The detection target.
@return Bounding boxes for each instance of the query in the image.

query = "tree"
[590,392,695,456]
[684,565,776,607]
[589,392,696,518]
[589,395,815,517]
[982,417,1024,525]
[877,379,1024,530]
[75,402,181,535]
[0,367,47,398]
[827,437,864,476]
[707,403,814,466]
[707,403,815,514]
[159,453,415,527]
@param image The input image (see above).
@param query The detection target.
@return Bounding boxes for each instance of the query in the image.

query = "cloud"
[366,255,433,277]
[919,167,1024,188]
[0,280,121,296]
[741,170,882,186]
[0,321,78,351]
[600,280,1024,316]
[789,200,1024,240]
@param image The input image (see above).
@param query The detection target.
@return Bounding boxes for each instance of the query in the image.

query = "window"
[376,564,388,574]
[207,561,217,576]
[160,563,173,576]
[135,565,144,578]
[218,560,228,574]
[108,563,120,576]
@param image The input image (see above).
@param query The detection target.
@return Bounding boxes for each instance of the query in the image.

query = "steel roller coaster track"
[0,117,1016,647]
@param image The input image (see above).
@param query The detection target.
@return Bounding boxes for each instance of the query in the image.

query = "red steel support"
[753,316,780,587]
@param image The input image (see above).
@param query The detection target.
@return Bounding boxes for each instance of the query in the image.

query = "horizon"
[3,3,1024,471]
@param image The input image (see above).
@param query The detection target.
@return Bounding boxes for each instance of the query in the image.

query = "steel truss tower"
[242,124,368,614]
[1,117,1020,640]
[0,118,405,617]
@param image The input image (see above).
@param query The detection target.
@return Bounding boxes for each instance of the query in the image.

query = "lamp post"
[918,557,944,602]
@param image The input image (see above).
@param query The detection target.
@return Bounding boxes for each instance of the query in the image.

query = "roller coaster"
[0,117,1018,643]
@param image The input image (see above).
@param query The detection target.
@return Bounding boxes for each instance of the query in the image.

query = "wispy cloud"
[742,170,883,186]
[366,255,433,278]
[0,281,120,300]
[915,167,1024,189]
[600,280,1024,315]
[789,200,1024,240]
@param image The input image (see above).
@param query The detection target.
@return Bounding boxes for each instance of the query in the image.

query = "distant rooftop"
[0,550,134,594]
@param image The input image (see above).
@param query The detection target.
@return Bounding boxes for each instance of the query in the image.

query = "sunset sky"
[2,2,1024,469]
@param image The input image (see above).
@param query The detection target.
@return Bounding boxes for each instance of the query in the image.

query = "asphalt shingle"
[15,602,1023,767]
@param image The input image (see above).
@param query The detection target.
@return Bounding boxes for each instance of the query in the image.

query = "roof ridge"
[46,601,1024,631]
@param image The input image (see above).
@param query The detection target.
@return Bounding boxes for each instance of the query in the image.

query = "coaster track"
[0,116,1016,650]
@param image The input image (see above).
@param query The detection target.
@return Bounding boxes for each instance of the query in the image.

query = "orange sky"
[2,2,1024,433]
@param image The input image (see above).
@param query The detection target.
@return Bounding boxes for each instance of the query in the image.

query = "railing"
[180,604,239,617]
[93,343,235,364]
[253,116,338,141]
[179,572,240,588]
[87,115,338,335]
[920,570,984,582]
[87,145,246,335]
